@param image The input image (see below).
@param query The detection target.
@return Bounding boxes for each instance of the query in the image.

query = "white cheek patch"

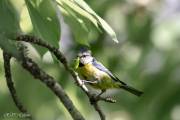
[81,57,93,64]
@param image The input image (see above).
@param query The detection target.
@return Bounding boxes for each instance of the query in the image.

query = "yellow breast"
[77,63,119,89]
[77,63,98,79]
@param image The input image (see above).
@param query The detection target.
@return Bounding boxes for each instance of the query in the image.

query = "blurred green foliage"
[0,0,180,120]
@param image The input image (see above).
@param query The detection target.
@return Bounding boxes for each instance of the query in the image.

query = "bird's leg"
[90,90,106,104]
[90,90,117,103]
[81,80,98,84]
[96,90,106,98]
[97,90,117,103]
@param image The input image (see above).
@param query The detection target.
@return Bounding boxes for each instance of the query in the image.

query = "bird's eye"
[80,54,87,58]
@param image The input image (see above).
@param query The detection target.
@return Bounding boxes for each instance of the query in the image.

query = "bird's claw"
[90,94,116,104]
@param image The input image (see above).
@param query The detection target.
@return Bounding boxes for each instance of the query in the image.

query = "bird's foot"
[89,94,116,104]
[104,96,116,103]
[89,89,116,104]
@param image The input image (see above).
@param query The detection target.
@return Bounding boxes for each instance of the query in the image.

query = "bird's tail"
[120,85,143,97]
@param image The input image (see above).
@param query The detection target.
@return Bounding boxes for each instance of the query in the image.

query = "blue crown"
[79,47,89,53]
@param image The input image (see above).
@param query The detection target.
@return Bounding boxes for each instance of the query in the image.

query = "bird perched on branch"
[76,48,143,97]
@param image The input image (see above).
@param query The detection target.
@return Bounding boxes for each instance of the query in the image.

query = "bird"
[76,48,143,97]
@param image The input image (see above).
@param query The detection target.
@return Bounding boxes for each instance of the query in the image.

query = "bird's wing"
[92,59,126,85]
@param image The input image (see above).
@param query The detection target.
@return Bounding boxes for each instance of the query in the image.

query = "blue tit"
[76,48,143,97]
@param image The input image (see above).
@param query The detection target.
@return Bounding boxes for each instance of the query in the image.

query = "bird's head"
[77,48,93,65]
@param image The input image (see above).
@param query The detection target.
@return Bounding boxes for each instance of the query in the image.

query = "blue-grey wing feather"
[92,59,126,85]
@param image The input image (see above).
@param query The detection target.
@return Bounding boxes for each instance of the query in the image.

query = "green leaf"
[0,0,20,38]
[57,0,99,45]
[25,0,60,55]
[95,16,119,43]
[59,5,89,45]
[70,57,80,70]
[0,34,21,60]
[72,0,119,43]
[0,0,21,59]
[58,0,99,28]
[57,0,118,43]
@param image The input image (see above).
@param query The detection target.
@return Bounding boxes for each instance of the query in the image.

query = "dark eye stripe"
[80,55,89,58]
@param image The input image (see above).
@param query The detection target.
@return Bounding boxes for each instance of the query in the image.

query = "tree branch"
[15,45,85,120]
[3,52,32,119]
[16,35,88,91]
[16,35,115,120]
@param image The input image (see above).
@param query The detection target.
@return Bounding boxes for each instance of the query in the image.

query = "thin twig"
[94,102,105,120]
[3,52,32,119]
[16,35,112,120]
